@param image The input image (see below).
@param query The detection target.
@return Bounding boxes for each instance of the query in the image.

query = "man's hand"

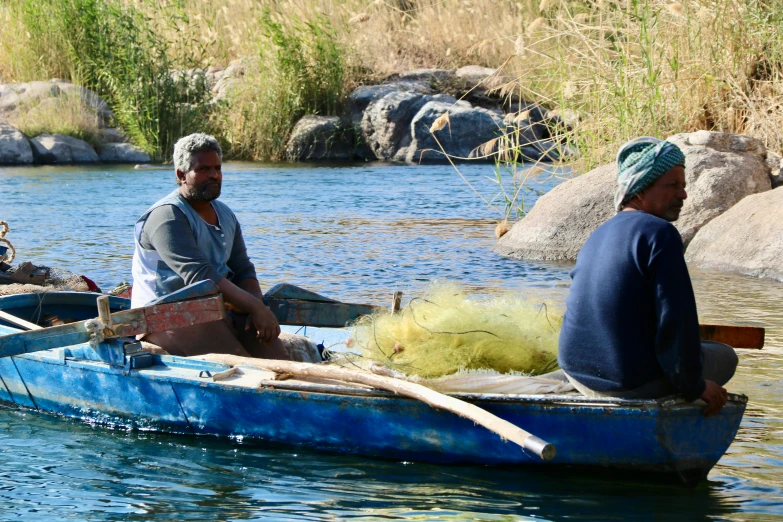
[700,380,728,416]
[246,302,281,344]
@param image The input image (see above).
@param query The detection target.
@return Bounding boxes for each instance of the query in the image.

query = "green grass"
[1,0,211,160]
[212,10,347,160]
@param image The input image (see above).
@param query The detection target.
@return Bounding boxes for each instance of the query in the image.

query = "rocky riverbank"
[0,65,573,166]
[0,80,150,166]
[496,130,783,281]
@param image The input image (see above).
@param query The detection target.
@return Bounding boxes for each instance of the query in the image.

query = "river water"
[0,163,780,520]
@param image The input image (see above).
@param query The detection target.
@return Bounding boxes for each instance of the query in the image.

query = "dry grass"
[1,0,781,166]
[8,95,103,148]
[133,0,783,167]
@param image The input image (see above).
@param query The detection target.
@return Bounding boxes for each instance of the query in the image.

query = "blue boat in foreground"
[0,290,746,485]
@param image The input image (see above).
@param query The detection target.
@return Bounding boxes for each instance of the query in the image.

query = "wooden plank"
[700,324,764,349]
[148,280,219,305]
[266,298,381,327]
[0,310,41,331]
[0,294,226,358]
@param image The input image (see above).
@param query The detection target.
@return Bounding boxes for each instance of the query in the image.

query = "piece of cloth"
[614,137,686,211]
[557,211,706,401]
[131,189,256,307]
[565,341,738,399]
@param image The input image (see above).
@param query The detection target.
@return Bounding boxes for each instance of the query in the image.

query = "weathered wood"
[266,298,380,327]
[97,296,112,327]
[0,294,226,358]
[195,354,556,461]
[392,292,402,313]
[700,324,764,349]
[149,280,219,305]
[0,310,41,331]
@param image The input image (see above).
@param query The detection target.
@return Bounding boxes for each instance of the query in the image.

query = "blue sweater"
[557,211,706,401]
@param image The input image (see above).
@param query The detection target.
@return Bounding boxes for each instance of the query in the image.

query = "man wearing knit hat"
[557,137,738,415]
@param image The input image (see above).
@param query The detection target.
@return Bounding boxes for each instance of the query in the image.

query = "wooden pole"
[0,310,41,331]
[391,291,402,313]
[194,354,556,461]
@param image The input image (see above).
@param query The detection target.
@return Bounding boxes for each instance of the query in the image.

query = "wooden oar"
[700,324,764,349]
[0,310,41,331]
[0,294,226,358]
[195,354,556,461]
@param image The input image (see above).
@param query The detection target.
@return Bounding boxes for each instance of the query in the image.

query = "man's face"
[177,150,222,202]
[637,165,687,222]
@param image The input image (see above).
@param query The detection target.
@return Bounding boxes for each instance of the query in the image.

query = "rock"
[97,143,151,164]
[0,123,33,165]
[99,127,128,144]
[349,81,432,124]
[0,81,59,117]
[404,100,503,163]
[666,130,771,244]
[685,188,783,280]
[211,58,250,102]
[767,151,782,188]
[495,164,617,261]
[395,69,455,84]
[455,65,506,90]
[360,91,433,161]
[51,81,114,127]
[0,81,113,127]
[496,131,774,261]
[285,115,355,161]
[30,134,99,164]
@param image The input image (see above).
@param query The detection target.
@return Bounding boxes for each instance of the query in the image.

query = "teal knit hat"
[614,137,685,211]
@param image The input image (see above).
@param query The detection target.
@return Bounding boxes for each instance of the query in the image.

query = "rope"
[0,221,15,264]
[84,318,106,347]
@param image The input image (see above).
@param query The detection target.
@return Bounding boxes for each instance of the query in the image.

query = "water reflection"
[0,410,751,521]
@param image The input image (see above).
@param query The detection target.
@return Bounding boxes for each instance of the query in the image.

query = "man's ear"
[175,169,186,185]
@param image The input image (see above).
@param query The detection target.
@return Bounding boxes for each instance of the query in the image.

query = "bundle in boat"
[348,283,562,379]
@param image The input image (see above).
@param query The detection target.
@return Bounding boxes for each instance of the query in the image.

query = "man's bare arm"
[217,277,280,343]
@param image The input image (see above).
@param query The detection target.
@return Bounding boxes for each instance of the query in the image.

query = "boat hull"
[0,292,746,483]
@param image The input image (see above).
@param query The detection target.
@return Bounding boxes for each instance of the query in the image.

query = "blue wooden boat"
[0,290,746,484]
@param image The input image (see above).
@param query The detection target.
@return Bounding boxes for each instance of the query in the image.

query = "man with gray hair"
[557,137,738,415]
[131,133,289,359]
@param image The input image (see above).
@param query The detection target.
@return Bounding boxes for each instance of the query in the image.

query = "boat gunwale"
[17,349,748,411]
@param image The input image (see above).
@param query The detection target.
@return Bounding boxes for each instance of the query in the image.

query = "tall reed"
[0,0,211,160]
[213,10,347,160]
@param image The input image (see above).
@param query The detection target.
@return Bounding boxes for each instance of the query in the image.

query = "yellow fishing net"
[348,283,562,379]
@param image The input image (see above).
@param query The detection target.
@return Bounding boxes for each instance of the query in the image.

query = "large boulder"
[97,143,151,164]
[360,89,505,164]
[404,100,503,163]
[349,81,432,124]
[285,115,355,161]
[455,65,506,91]
[497,131,774,260]
[0,123,33,165]
[0,80,113,127]
[495,164,617,260]
[30,134,99,164]
[685,188,783,280]
[360,91,435,161]
[667,131,771,244]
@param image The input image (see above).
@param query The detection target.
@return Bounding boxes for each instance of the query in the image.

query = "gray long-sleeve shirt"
[139,205,257,286]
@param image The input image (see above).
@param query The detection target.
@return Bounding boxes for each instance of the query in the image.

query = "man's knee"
[701,341,738,386]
